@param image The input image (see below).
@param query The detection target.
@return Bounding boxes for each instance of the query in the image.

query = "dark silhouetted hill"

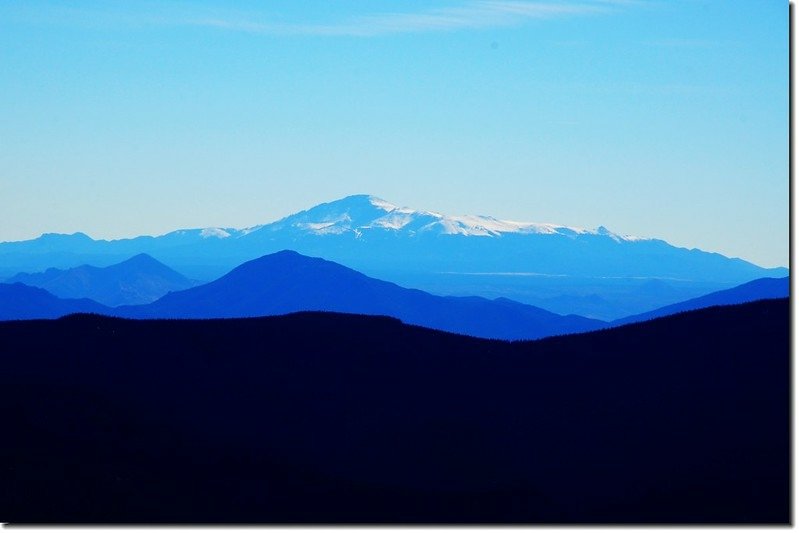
[116,250,605,340]
[7,253,198,306]
[0,283,111,320]
[614,276,789,326]
[0,298,788,523]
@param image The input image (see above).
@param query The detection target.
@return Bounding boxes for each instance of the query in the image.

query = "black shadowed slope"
[7,253,198,307]
[0,298,788,523]
[116,250,605,340]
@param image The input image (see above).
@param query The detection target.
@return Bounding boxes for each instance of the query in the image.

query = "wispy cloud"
[186,1,630,37]
[4,0,637,36]
[644,38,731,48]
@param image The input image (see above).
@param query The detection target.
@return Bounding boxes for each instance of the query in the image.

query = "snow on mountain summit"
[162,195,641,242]
[200,228,232,239]
[258,194,644,241]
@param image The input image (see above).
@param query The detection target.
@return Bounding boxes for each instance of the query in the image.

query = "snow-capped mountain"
[0,194,787,320]
[248,194,643,241]
[168,195,642,241]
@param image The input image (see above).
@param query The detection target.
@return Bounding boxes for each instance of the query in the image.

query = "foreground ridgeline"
[0,299,788,523]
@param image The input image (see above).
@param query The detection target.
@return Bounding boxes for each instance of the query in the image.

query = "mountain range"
[0,193,787,524]
[1,249,788,341]
[0,195,787,319]
[6,253,197,306]
[114,250,604,340]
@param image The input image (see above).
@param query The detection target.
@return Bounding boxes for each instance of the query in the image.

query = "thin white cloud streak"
[644,38,730,48]
[187,1,628,37]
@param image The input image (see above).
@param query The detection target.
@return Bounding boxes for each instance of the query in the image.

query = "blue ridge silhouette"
[0,196,787,321]
[0,283,111,320]
[7,253,198,306]
[0,251,789,341]
[613,276,789,326]
[116,250,606,341]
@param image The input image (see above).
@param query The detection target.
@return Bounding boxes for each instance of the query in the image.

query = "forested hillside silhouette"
[0,299,788,523]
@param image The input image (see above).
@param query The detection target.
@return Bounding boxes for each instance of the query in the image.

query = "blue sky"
[0,0,788,267]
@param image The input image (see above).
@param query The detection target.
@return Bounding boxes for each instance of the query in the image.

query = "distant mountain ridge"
[258,194,644,239]
[0,194,785,279]
[0,195,787,319]
[7,253,198,306]
[116,250,605,341]
[0,283,111,320]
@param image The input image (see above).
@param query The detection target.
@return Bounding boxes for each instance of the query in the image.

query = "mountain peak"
[39,231,94,242]
[270,194,407,235]
[228,250,327,275]
[112,253,186,276]
[7,253,196,307]
[337,193,392,205]
[121,253,161,266]
[269,195,639,240]
[129,250,604,340]
[319,194,400,214]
